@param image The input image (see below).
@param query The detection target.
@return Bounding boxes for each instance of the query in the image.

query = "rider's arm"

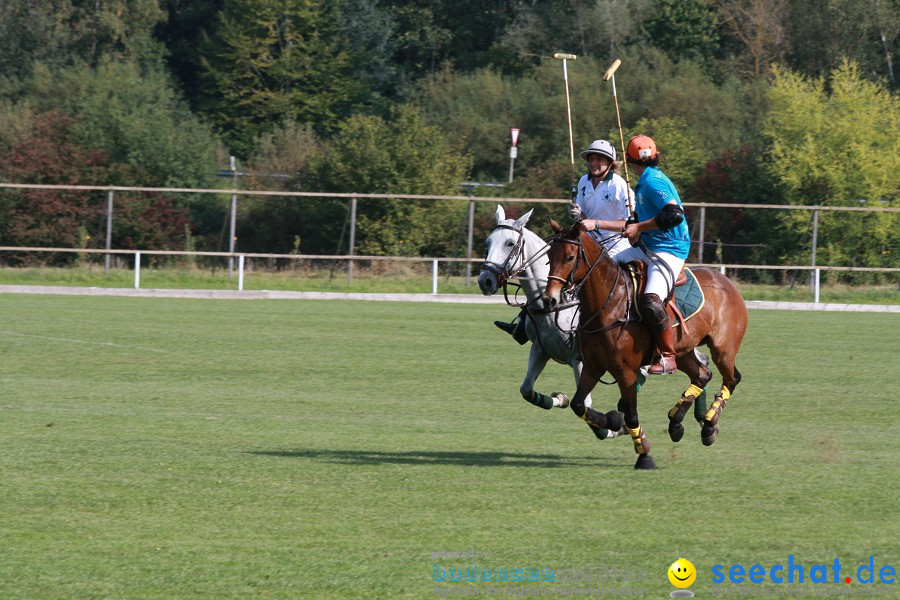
[582,218,627,232]
[622,201,683,243]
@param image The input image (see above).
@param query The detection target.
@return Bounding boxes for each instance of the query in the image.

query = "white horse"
[477,205,620,441]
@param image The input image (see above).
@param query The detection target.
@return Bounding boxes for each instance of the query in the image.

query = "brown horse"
[541,220,748,469]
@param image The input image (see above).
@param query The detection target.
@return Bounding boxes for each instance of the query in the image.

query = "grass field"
[1,295,898,599]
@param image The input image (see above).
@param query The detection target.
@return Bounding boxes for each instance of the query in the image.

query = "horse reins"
[547,230,632,337]
[480,224,552,310]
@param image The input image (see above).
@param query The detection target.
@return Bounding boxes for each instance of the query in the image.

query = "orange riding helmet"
[626,135,659,165]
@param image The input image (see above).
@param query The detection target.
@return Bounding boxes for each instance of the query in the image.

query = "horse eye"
[566,256,575,264]
[506,240,515,247]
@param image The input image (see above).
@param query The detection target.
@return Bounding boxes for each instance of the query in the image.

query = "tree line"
[0,0,896,281]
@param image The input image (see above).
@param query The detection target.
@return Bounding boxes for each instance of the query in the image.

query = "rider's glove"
[568,203,582,221]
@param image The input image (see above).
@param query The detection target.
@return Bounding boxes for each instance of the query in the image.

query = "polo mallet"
[602,58,635,216]
[553,52,578,206]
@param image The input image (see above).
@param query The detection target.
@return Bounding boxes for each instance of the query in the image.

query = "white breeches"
[614,246,685,298]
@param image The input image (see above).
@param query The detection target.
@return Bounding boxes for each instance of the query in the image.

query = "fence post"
[465,199,474,286]
[698,205,706,263]
[433,259,439,294]
[810,209,819,295]
[228,156,238,277]
[134,252,141,289]
[814,268,820,304]
[348,196,357,285]
[105,189,114,276]
[238,254,245,291]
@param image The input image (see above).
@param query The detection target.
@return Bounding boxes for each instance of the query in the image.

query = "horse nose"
[477,272,495,295]
[542,294,557,311]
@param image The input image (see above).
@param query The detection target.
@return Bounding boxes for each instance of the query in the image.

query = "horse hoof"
[605,410,624,432]
[634,454,657,470]
[551,392,569,409]
[701,424,719,446]
[668,421,685,443]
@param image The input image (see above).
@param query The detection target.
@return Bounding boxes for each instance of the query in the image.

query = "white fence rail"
[1,182,898,282]
[0,246,897,303]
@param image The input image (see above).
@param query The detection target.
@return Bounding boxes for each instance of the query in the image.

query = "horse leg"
[571,360,619,440]
[701,343,744,446]
[616,373,655,470]
[519,345,555,409]
[667,352,713,443]
[566,368,622,433]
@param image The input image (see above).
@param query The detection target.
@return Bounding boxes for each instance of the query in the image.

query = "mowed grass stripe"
[0,295,898,599]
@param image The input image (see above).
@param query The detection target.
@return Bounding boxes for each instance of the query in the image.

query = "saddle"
[625,261,690,333]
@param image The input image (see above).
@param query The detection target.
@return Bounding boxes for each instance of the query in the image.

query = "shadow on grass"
[248,448,617,468]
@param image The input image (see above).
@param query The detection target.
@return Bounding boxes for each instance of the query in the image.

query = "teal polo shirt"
[633,166,690,259]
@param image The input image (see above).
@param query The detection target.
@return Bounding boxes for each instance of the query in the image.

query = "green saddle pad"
[674,267,704,322]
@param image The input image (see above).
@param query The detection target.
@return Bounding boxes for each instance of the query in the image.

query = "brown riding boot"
[648,326,677,374]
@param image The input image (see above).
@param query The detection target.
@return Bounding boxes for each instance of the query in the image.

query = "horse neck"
[516,228,550,303]
[576,233,622,309]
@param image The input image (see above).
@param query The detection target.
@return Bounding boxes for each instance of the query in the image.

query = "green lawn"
[1,295,898,598]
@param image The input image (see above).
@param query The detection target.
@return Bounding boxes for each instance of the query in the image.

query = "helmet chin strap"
[590,162,612,182]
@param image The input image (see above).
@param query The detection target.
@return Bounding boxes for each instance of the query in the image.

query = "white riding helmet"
[579,139,616,161]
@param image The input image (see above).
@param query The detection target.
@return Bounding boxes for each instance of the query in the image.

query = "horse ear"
[495,205,506,223]
[548,217,562,233]
[514,209,533,229]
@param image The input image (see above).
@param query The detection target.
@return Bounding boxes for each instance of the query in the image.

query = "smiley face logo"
[668,558,696,588]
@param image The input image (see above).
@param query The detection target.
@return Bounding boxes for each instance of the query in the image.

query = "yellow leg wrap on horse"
[626,425,648,455]
[719,386,731,401]
[684,384,704,399]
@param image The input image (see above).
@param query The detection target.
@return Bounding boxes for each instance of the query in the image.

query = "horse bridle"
[546,229,612,305]
[547,228,628,335]
[480,224,551,308]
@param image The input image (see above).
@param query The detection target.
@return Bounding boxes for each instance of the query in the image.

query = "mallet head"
[553,52,577,61]
[602,59,621,81]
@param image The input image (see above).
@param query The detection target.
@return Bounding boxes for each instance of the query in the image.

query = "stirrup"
[647,355,677,375]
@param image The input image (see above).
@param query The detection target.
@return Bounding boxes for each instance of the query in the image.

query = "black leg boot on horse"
[494,308,529,345]
[640,294,677,375]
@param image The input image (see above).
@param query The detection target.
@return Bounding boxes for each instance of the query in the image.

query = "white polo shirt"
[575,170,631,241]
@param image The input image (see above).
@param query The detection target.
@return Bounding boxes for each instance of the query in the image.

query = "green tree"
[414,49,750,184]
[495,0,653,67]
[235,121,322,255]
[311,105,471,256]
[197,0,362,157]
[783,0,899,87]
[0,0,166,79]
[623,116,713,196]
[645,0,721,72]
[0,111,193,257]
[764,61,899,276]
[0,60,224,252]
[157,0,222,103]
[715,0,789,79]
[17,61,221,190]
[415,65,560,182]
[341,0,399,111]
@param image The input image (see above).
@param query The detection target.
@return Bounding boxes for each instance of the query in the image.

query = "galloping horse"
[478,206,619,442]
[541,220,748,469]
